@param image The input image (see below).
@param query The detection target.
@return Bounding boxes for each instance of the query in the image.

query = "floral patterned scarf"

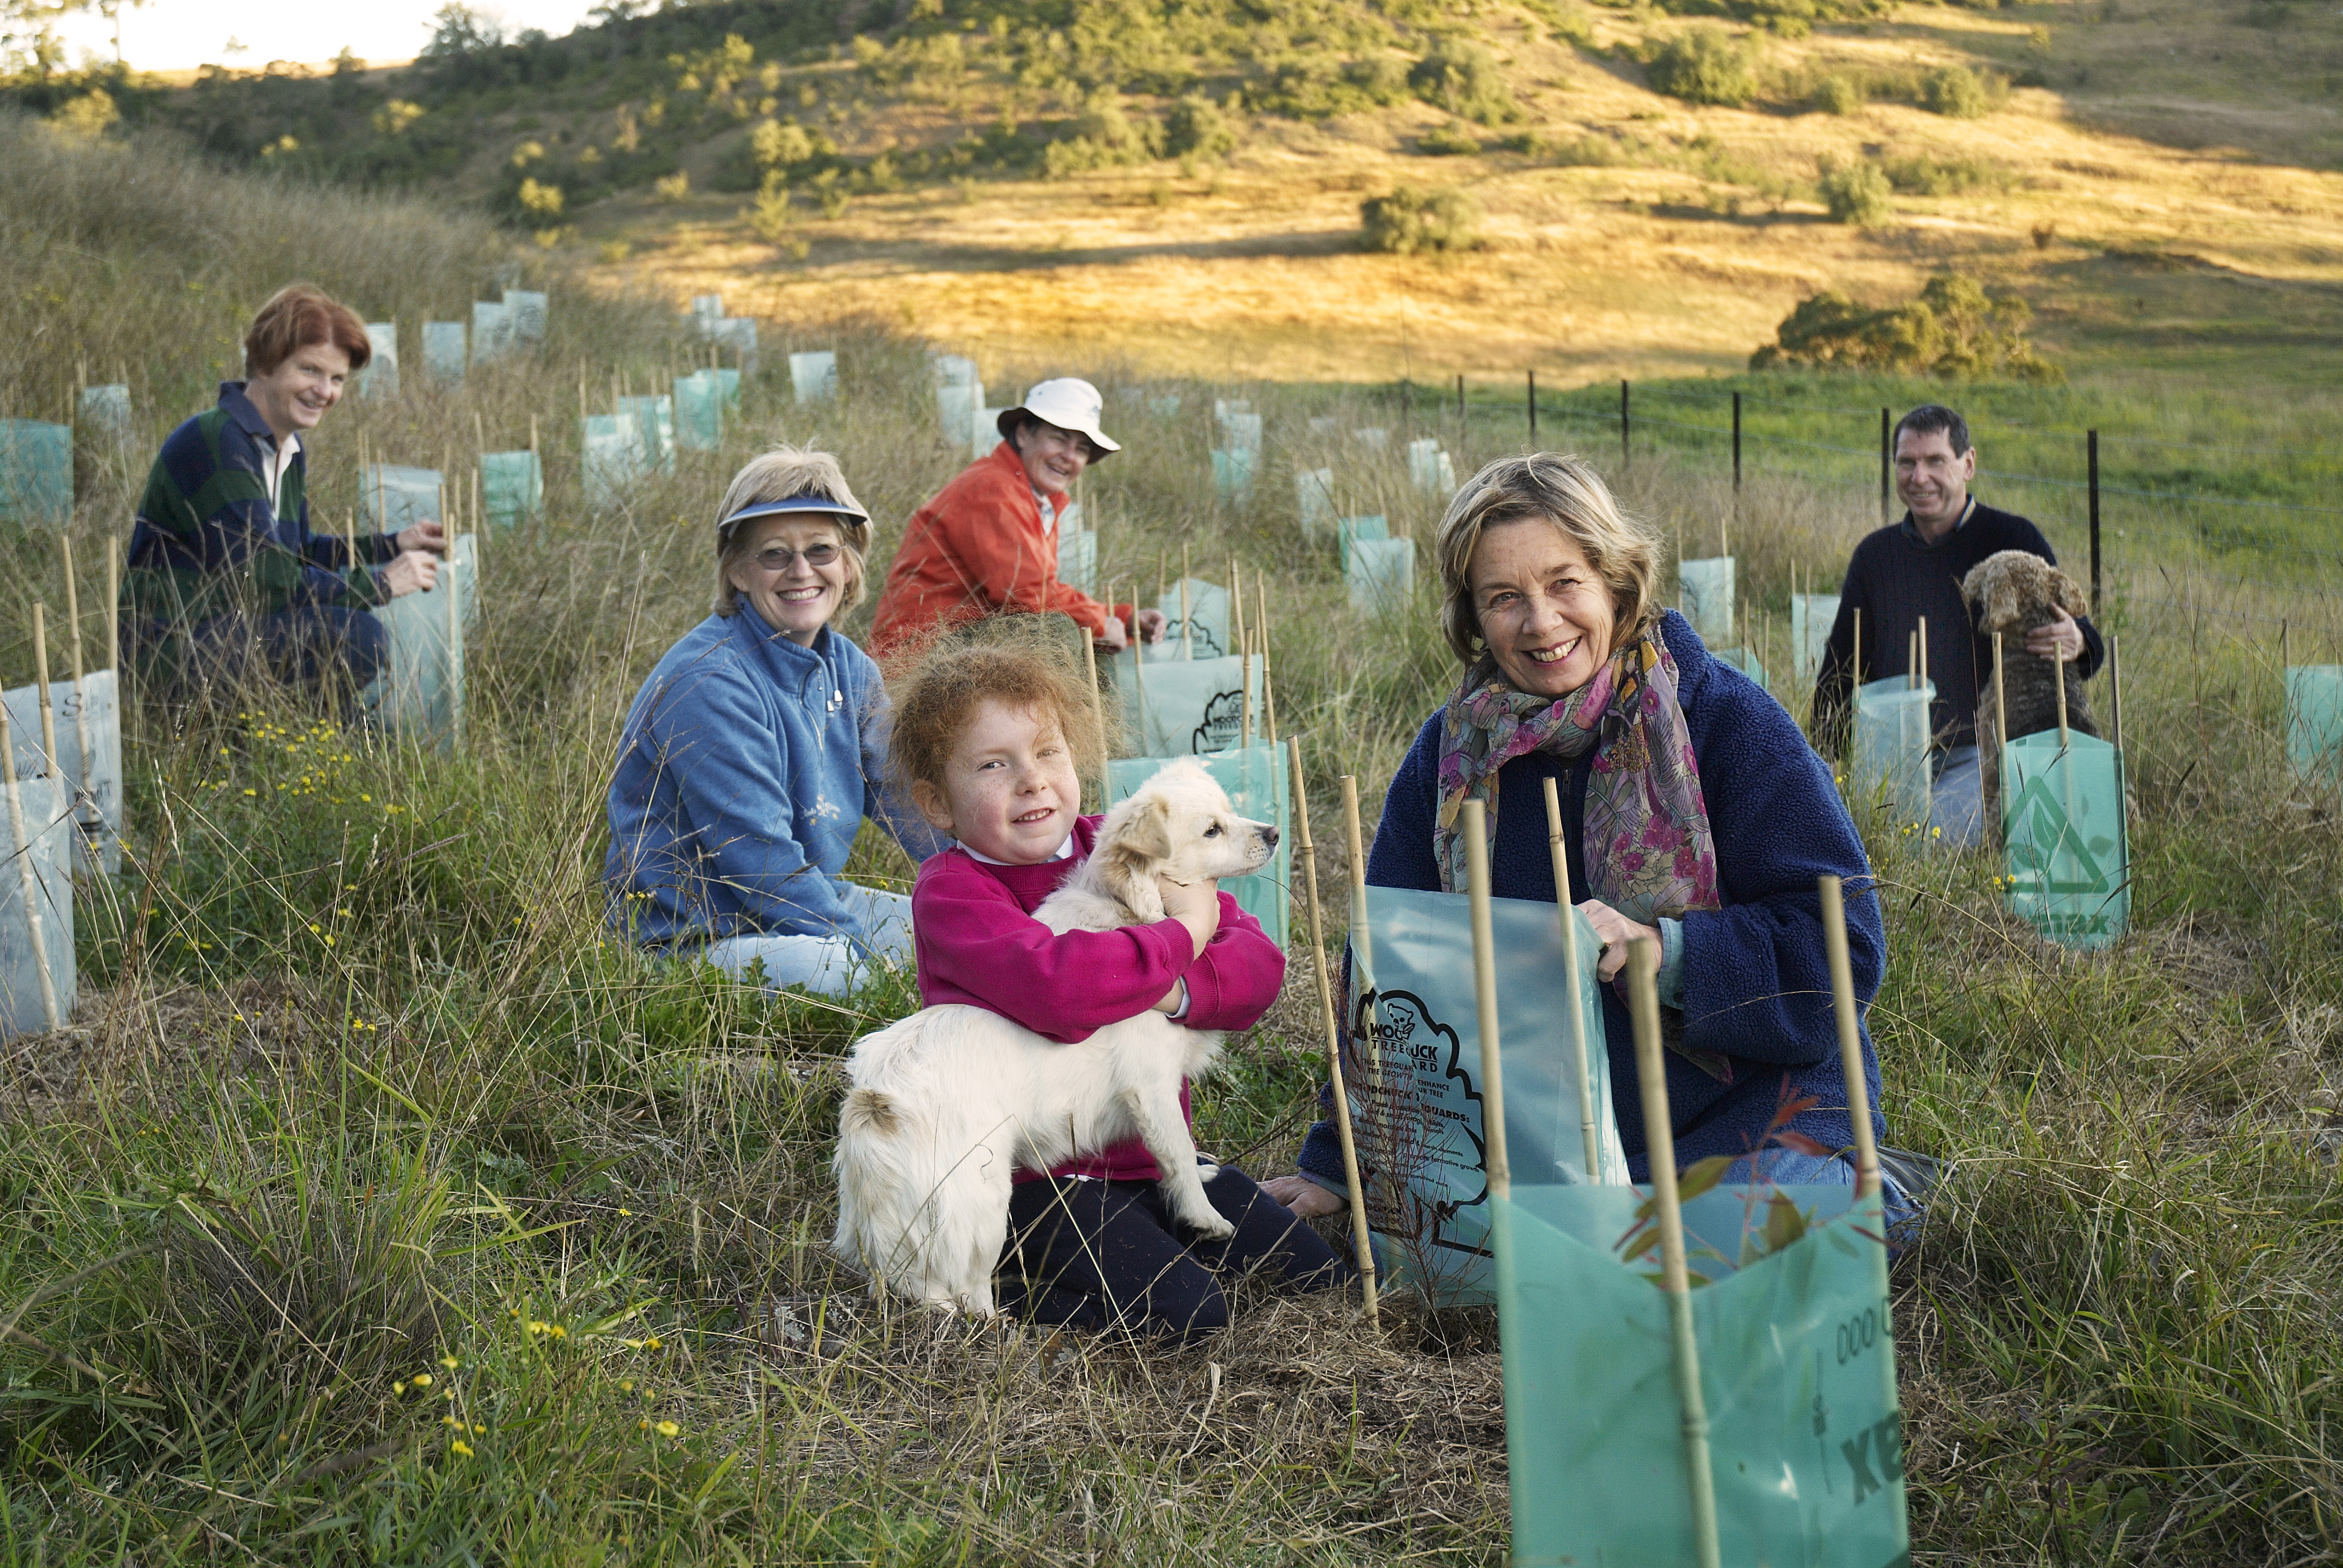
[1434,632,1731,1079]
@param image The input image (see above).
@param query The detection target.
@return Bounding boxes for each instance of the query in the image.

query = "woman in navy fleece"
[1260,454,1917,1223]
[604,446,945,996]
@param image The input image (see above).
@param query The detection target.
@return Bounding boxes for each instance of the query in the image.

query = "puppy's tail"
[839,1085,900,1137]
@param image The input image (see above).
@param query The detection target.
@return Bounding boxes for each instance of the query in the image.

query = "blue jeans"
[1720,1145,1927,1244]
[701,884,914,999]
[168,605,388,701]
[1931,744,1984,848]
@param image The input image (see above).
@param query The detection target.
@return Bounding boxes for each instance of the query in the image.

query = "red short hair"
[244,284,372,377]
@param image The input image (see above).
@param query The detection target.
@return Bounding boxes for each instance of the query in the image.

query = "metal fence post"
[1620,379,1631,468]
[1527,369,1537,441]
[1457,373,1466,422]
[2088,429,2102,607]
[1731,391,1742,494]
[1878,407,1891,525]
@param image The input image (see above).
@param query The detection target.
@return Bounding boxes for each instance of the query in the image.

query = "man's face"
[1895,426,1975,529]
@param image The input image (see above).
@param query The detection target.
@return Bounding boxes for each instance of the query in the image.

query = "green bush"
[1883,153,2004,195]
[1645,27,1760,108]
[1418,123,1484,156]
[1164,94,1237,160]
[1919,65,2005,118]
[1043,92,1164,178]
[1408,40,1521,124]
[1807,70,1865,114]
[1817,154,1892,224]
[1751,272,2062,380]
[1360,183,1484,253]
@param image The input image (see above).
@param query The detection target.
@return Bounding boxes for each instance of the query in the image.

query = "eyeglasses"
[751,543,841,572]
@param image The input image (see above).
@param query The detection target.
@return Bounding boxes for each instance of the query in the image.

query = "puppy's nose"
[1259,825,1280,850]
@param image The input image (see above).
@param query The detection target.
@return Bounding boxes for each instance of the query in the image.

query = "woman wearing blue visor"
[604,446,946,996]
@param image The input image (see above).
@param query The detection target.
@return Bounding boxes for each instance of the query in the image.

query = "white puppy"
[832,758,1279,1315]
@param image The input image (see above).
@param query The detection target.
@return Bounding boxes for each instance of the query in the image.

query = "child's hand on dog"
[1157,874,1223,956]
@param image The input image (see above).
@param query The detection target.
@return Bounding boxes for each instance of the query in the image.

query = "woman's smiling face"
[728,514,848,645]
[1467,518,1618,697]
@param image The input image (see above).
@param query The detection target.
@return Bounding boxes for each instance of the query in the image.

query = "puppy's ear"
[2050,565,2089,620]
[1097,843,1167,923]
[1096,795,1172,921]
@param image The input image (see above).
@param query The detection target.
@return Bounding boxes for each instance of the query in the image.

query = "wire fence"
[1411,374,2343,646]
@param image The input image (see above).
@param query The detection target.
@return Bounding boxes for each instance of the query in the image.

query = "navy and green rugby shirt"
[121,381,402,649]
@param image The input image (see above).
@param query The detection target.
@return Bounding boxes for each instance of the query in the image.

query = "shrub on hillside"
[1409,41,1521,124]
[1919,64,2006,118]
[1817,155,1891,224]
[1250,52,1408,117]
[1645,28,1760,108]
[1043,93,1164,178]
[1883,153,2004,195]
[1807,70,1865,114]
[1361,183,1484,254]
[1418,123,1484,156]
[1164,94,1238,160]
[1751,273,2062,381]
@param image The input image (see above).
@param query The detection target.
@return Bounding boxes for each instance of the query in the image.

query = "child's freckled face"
[913,699,1083,865]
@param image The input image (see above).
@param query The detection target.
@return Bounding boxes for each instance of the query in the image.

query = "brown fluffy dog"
[1962,549,2099,806]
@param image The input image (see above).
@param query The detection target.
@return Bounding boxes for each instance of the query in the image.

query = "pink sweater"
[910,815,1288,1182]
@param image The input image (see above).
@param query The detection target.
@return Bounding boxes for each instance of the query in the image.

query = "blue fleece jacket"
[1298,610,1890,1187]
[603,612,947,947]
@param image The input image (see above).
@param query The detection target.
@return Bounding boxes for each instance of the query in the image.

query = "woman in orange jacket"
[871,377,1167,658]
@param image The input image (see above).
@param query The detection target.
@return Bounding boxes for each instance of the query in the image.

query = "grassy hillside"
[2,113,2342,1563]
[8,0,2341,397]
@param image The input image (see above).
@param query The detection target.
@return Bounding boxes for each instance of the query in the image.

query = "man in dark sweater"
[1811,404,2104,846]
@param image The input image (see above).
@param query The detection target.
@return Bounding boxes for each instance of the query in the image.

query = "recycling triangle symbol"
[2008,774,2110,895]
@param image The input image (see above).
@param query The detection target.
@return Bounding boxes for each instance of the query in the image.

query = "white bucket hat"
[997,377,1121,458]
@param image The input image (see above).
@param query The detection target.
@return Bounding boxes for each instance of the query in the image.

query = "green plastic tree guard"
[2287,666,2343,788]
[0,420,72,528]
[361,463,443,533]
[480,451,543,529]
[1211,446,1255,506]
[1679,555,1735,648]
[422,321,467,382]
[1793,593,1841,684]
[1852,677,1935,830]
[790,350,838,403]
[1336,514,1388,573]
[1112,651,1256,758]
[4,668,122,876]
[1347,535,1415,612]
[1495,1182,1909,1567]
[0,774,74,1039]
[673,370,723,452]
[1345,884,1628,1307]
[362,534,477,744]
[2001,729,2129,950]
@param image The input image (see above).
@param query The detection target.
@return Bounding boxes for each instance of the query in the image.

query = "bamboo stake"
[1993,632,2008,838]
[1628,935,1722,1568]
[105,537,118,676]
[2110,635,2123,754]
[1817,875,1881,1199]
[529,413,540,457]
[32,606,57,779]
[1852,607,1861,690]
[1291,737,1377,1325]
[1461,800,1510,1201]
[447,538,465,748]
[1544,776,1602,1183]
[1340,774,1373,1043]
[1230,557,1246,658]
[345,506,358,578]
[1256,579,1279,746]
[1907,631,1918,694]
[1240,636,1254,750]
[0,705,59,1031]
[59,541,93,828]
[2056,636,2071,750]
[1918,615,1929,693]
[1131,618,1150,753]
[1084,632,1111,812]
[1179,566,1192,661]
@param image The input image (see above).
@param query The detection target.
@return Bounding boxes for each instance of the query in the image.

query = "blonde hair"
[712,445,871,619]
[1434,453,1662,667]
[887,623,1113,796]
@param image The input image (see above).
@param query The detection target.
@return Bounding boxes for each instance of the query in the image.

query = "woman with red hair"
[122,283,446,700]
